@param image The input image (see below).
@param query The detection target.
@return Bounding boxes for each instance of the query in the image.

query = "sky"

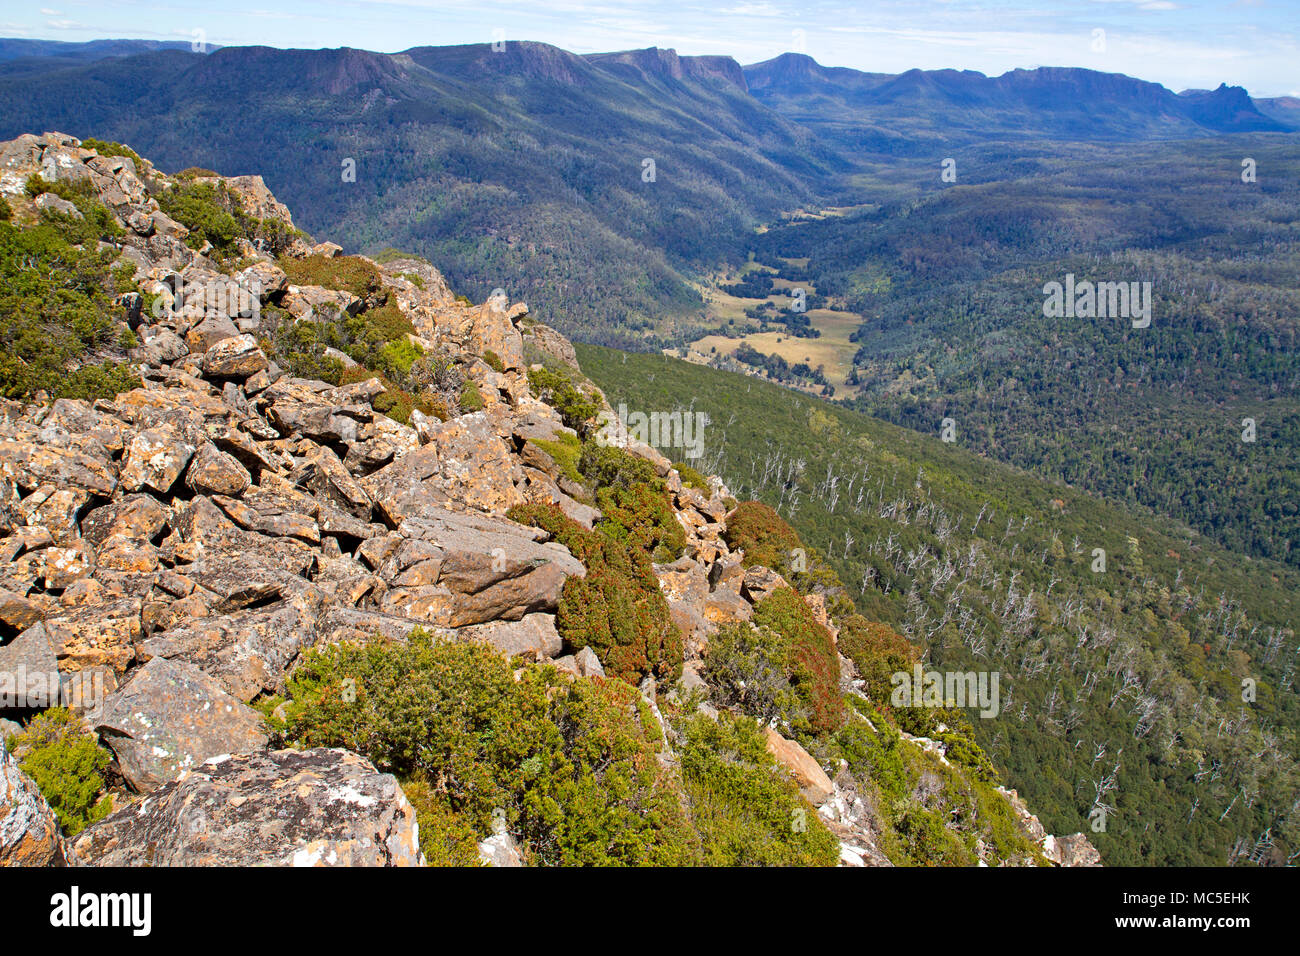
[1,0,1297,97]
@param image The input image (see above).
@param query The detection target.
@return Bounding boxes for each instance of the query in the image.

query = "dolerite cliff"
[0,132,1099,868]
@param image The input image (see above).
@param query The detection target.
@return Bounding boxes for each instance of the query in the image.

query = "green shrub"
[674,461,709,491]
[838,615,919,705]
[156,179,243,257]
[159,178,301,260]
[6,708,112,835]
[893,803,974,867]
[508,503,683,683]
[268,633,697,865]
[527,365,601,433]
[578,442,662,491]
[0,217,133,400]
[80,138,142,166]
[458,379,485,413]
[483,349,504,373]
[0,195,10,222]
[595,481,685,562]
[400,778,482,866]
[25,174,123,244]
[703,622,799,725]
[751,587,845,737]
[676,711,839,866]
[723,500,804,573]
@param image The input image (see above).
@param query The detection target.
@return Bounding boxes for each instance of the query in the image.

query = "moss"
[80,138,142,166]
[281,254,384,300]
[7,708,112,836]
[374,247,429,265]
[674,461,709,491]
[531,432,583,487]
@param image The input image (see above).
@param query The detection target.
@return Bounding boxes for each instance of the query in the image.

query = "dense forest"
[742,138,1300,569]
[579,344,1299,866]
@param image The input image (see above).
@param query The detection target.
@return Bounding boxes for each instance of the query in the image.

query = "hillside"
[714,137,1300,570]
[745,54,1292,153]
[0,131,1109,868]
[0,41,1293,354]
[0,41,841,347]
[578,344,1299,866]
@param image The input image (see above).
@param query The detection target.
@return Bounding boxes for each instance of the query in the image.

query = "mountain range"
[0,39,1291,345]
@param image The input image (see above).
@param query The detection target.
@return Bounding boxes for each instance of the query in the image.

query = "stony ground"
[0,132,1098,868]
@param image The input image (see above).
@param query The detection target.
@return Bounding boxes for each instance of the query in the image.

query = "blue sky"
[2,0,1297,96]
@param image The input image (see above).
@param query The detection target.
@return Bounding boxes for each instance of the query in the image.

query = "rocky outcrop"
[764,726,835,807]
[999,786,1103,867]
[72,748,423,866]
[0,132,1080,870]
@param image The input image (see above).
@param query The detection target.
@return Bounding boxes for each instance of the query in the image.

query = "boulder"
[43,598,142,673]
[91,657,267,792]
[81,493,170,548]
[1054,833,1103,867]
[201,334,268,380]
[764,726,834,807]
[0,441,117,496]
[120,427,196,495]
[185,442,252,497]
[0,623,59,708]
[454,613,562,661]
[367,412,523,517]
[73,748,423,867]
[140,592,326,702]
[741,566,789,605]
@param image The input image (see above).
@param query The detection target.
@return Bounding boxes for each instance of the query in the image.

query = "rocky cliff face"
[0,132,1098,867]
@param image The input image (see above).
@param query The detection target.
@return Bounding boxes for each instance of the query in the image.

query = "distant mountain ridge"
[743,52,1290,145]
[0,37,1292,345]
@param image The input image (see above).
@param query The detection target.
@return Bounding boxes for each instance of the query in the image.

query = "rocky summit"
[0,132,1099,868]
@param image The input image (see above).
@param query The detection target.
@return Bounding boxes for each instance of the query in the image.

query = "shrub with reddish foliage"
[751,587,844,737]
[722,500,804,572]
[837,615,920,705]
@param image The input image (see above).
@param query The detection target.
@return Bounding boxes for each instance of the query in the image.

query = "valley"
[0,26,1296,874]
